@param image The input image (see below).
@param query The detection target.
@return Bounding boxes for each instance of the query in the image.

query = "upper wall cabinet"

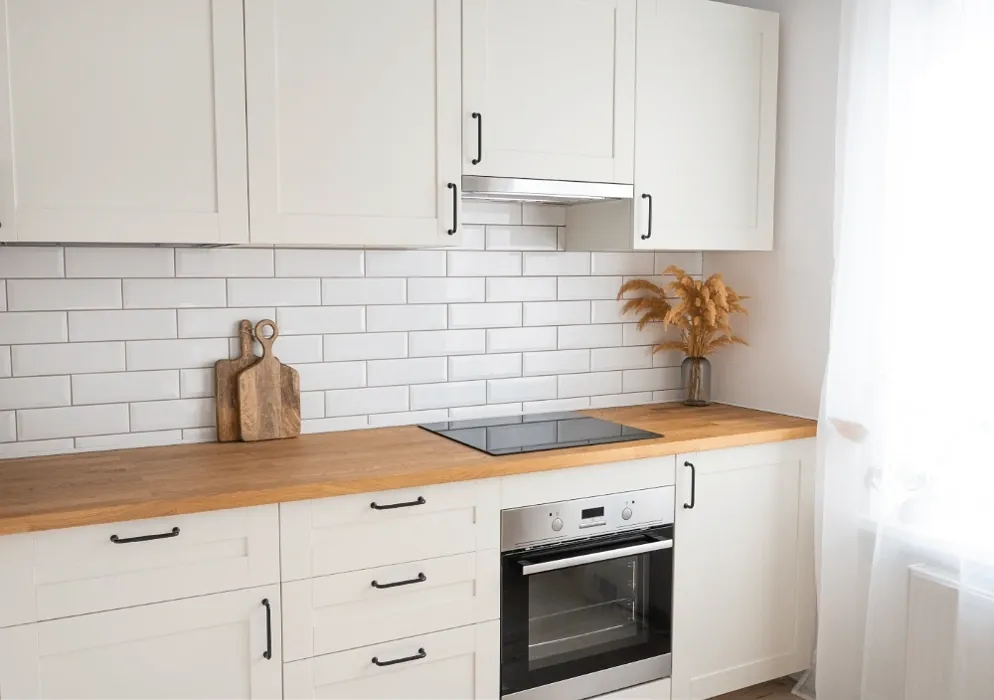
[567,0,779,251]
[0,0,249,244]
[462,0,636,184]
[244,0,462,247]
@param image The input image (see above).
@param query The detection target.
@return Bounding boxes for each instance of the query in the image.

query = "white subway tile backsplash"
[448,353,521,381]
[177,248,274,278]
[0,411,15,443]
[522,252,590,276]
[0,247,64,278]
[652,348,684,368]
[0,312,68,344]
[368,410,449,428]
[324,332,407,362]
[449,302,521,330]
[558,276,623,301]
[13,342,125,377]
[653,389,683,403]
[18,404,130,441]
[522,397,590,413]
[178,307,274,339]
[590,346,652,371]
[408,278,484,304]
[558,324,623,350]
[75,431,183,452]
[183,427,219,443]
[126,338,227,371]
[366,251,445,277]
[409,329,485,357]
[523,301,590,327]
[447,251,521,277]
[65,247,174,278]
[0,439,75,459]
[180,368,214,398]
[486,277,557,302]
[275,249,364,278]
[410,381,486,410]
[302,416,369,434]
[254,335,323,364]
[227,278,320,307]
[69,310,177,342]
[300,392,325,420]
[590,392,655,409]
[462,201,522,226]
[591,300,627,325]
[326,386,408,417]
[487,376,557,404]
[521,204,567,227]
[454,225,486,250]
[622,367,682,393]
[0,346,10,378]
[485,226,558,251]
[368,357,446,387]
[322,278,406,306]
[130,398,214,432]
[72,370,179,405]
[448,403,522,420]
[590,252,654,276]
[0,282,5,311]
[124,279,226,309]
[558,372,622,399]
[277,306,364,335]
[367,304,446,332]
[7,279,121,311]
[487,327,557,353]
[295,361,366,391]
[0,376,71,410]
[654,252,703,276]
[522,349,590,376]
[623,323,654,347]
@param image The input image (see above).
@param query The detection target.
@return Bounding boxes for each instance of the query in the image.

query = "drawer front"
[280,480,500,581]
[0,505,280,627]
[283,621,499,700]
[282,550,499,661]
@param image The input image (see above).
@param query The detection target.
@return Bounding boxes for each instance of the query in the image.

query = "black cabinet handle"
[447,182,458,235]
[471,112,482,164]
[372,648,427,667]
[641,193,653,241]
[110,526,180,544]
[370,496,426,510]
[371,573,426,590]
[683,461,696,509]
[262,598,272,660]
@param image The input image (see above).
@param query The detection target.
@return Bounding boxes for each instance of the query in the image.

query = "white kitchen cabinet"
[0,585,282,699]
[283,621,499,700]
[462,0,636,184]
[567,0,779,251]
[0,0,249,244]
[244,0,462,247]
[670,440,815,700]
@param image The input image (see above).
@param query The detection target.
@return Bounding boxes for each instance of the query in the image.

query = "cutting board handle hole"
[255,319,278,346]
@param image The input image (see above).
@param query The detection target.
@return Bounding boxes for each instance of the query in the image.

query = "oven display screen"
[581,507,605,519]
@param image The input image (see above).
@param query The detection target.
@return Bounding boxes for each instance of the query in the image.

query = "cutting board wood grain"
[214,320,257,442]
[238,320,301,441]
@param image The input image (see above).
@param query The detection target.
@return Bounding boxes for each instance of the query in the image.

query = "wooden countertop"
[0,403,816,536]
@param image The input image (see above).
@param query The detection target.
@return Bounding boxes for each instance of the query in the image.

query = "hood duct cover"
[461,175,633,205]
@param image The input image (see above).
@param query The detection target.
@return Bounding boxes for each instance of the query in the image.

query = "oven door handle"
[520,538,673,576]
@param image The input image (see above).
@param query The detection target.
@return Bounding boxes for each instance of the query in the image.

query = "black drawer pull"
[372,648,427,667]
[370,496,426,510]
[262,598,272,660]
[471,112,482,164]
[110,527,180,544]
[447,182,458,235]
[371,573,426,590]
[683,461,697,509]
[641,193,653,240]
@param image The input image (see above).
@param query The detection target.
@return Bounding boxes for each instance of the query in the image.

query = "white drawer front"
[283,550,499,661]
[280,480,500,581]
[0,505,279,627]
[283,621,499,700]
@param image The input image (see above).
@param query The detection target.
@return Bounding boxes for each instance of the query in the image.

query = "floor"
[712,678,797,699]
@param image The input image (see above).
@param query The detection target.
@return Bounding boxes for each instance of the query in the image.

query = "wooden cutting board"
[237,320,301,441]
[214,319,257,442]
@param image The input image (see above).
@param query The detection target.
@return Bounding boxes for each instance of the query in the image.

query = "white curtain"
[816,0,994,698]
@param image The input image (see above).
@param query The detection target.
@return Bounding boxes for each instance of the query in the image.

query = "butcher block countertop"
[0,403,816,536]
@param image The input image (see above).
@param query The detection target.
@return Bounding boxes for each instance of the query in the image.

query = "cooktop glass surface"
[418,412,663,456]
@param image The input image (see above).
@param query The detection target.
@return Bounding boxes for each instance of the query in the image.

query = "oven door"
[500,526,673,700]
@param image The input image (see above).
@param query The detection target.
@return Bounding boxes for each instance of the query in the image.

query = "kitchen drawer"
[283,621,499,699]
[280,479,500,581]
[0,505,279,627]
[282,550,499,661]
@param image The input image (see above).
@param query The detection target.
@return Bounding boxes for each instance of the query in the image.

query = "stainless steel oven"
[500,487,675,700]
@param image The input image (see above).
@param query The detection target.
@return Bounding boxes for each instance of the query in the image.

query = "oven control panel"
[500,486,675,551]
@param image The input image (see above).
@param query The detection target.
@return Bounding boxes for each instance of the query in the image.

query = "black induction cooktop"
[418,412,663,456]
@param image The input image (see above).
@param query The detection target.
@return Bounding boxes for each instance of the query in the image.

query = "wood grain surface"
[0,403,816,535]
[213,320,256,442]
[237,320,300,441]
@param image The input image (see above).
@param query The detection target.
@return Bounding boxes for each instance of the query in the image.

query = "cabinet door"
[634,0,778,251]
[671,441,815,700]
[463,0,635,183]
[245,0,461,246]
[0,0,248,244]
[0,586,282,699]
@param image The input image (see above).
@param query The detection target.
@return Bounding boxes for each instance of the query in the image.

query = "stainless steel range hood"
[461,175,633,205]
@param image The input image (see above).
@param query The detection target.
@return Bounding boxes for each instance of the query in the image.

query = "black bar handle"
[447,183,458,235]
[641,193,653,241]
[372,648,427,668]
[262,598,272,660]
[371,573,426,590]
[683,461,696,509]
[370,496,426,510]
[110,527,180,544]
[471,112,482,164]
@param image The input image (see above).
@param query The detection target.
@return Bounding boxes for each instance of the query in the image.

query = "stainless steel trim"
[461,175,633,204]
[521,538,673,575]
[501,654,671,700]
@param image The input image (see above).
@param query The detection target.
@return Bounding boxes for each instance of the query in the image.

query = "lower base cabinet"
[0,586,282,699]
[283,621,499,699]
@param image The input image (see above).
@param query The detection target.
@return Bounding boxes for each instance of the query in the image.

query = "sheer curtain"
[816,0,994,698]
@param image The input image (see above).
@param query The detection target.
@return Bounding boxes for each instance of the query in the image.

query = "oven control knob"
[551,518,564,532]
[622,507,633,521]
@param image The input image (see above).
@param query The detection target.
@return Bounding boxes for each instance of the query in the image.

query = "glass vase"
[681,356,712,406]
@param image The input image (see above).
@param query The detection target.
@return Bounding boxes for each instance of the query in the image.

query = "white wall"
[706,0,841,419]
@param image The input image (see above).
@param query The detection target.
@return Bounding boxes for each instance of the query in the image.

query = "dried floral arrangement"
[617,265,748,358]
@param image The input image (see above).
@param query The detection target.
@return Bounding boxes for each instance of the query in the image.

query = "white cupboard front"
[0,0,249,244]
[244,0,462,246]
[670,440,815,700]
[462,0,636,183]
[0,585,282,699]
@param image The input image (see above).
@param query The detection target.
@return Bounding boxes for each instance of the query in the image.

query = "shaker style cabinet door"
[462,0,635,184]
[0,586,283,699]
[633,0,778,250]
[670,441,815,700]
[0,0,249,244]
[244,0,461,246]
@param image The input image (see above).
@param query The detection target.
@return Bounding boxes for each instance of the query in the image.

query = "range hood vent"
[461,175,633,205]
